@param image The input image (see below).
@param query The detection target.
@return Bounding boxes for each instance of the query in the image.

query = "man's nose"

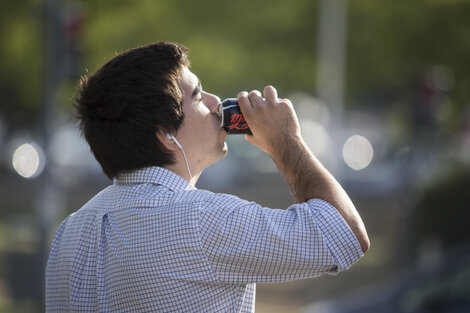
[203,92,221,114]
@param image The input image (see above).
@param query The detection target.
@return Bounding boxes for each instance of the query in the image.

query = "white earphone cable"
[169,134,193,183]
[178,143,193,183]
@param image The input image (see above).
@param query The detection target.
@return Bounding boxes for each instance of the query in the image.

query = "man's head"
[168,66,227,180]
[74,41,199,179]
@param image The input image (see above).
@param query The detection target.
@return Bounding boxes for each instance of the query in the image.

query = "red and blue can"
[220,98,252,135]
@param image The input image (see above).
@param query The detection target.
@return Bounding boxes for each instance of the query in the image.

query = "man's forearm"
[236,86,369,252]
[271,135,370,253]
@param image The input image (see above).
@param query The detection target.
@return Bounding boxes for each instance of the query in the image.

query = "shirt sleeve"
[197,193,364,284]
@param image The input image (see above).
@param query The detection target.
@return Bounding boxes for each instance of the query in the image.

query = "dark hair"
[74,41,190,179]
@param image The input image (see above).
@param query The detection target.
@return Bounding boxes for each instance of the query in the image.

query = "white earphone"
[166,133,193,183]
[166,133,182,148]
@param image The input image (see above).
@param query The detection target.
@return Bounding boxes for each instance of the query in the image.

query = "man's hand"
[237,86,300,156]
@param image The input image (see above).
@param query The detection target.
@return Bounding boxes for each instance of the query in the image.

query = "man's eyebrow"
[192,79,202,98]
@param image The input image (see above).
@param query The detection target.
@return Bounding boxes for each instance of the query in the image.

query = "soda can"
[220,98,252,134]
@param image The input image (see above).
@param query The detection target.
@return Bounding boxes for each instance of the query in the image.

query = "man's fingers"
[237,91,248,99]
[249,89,262,98]
[263,85,278,102]
[248,89,263,108]
[237,91,253,116]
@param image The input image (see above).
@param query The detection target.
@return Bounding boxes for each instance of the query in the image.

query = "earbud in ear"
[166,133,183,149]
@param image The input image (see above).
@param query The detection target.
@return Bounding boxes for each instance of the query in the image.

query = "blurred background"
[1,0,469,312]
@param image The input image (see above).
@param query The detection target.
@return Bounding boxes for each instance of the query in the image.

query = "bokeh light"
[11,143,45,178]
[342,135,373,170]
[301,120,330,159]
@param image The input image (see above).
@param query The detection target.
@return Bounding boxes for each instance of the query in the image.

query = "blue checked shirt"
[46,166,363,312]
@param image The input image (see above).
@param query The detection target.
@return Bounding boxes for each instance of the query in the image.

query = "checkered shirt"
[46,166,363,312]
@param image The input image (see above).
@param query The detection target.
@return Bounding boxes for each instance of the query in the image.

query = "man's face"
[175,66,227,173]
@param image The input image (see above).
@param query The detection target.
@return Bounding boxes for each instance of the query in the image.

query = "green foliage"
[0,0,43,126]
[0,0,469,133]
[80,0,318,97]
[347,0,470,107]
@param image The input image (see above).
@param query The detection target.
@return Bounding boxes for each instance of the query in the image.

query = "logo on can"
[221,98,252,135]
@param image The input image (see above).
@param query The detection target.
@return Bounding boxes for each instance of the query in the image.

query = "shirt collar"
[113,166,196,192]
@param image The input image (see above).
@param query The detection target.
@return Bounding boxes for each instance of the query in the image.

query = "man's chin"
[222,142,228,155]
[204,143,228,170]
[217,141,228,160]
[216,142,228,161]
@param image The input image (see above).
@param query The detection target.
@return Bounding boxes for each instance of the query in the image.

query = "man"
[46,41,369,312]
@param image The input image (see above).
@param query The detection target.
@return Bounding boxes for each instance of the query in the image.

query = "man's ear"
[156,128,178,152]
